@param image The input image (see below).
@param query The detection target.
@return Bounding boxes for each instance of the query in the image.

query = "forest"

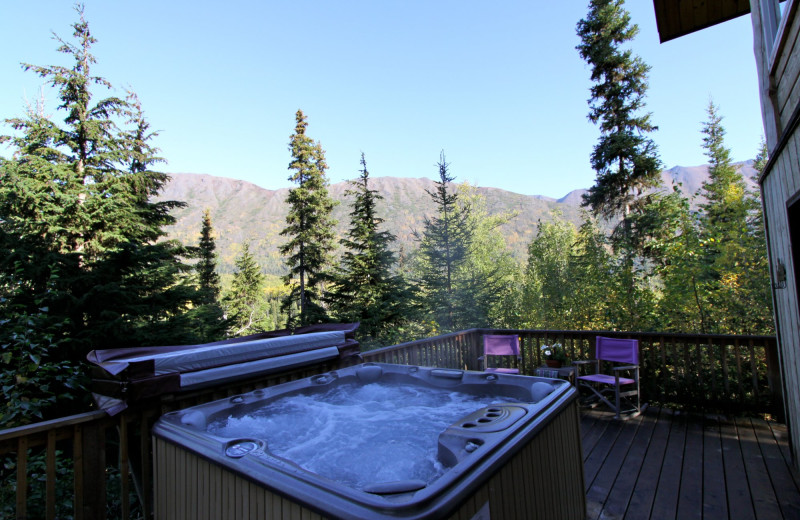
[0,2,771,429]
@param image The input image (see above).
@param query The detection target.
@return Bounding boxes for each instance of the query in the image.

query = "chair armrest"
[477,356,484,361]
[612,365,639,371]
[572,360,595,365]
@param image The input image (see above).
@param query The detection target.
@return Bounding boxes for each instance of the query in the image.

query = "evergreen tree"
[0,6,213,420]
[223,243,268,335]
[413,152,474,331]
[576,0,662,224]
[696,105,772,333]
[329,154,410,341]
[196,209,221,302]
[567,214,614,330]
[577,0,662,331]
[279,110,338,327]
[455,186,520,329]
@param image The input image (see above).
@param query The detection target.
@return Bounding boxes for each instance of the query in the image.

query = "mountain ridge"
[156,162,757,275]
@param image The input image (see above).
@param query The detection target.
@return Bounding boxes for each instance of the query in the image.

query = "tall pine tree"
[329,154,409,340]
[576,0,662,224]
[697,103,772,333]
[0,6,211,420]
[577,0,662,331]
[196,208,221,302]
[279,110,338,327]
[413,152,474,331]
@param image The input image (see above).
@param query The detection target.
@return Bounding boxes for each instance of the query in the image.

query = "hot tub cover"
[87,323,360,413]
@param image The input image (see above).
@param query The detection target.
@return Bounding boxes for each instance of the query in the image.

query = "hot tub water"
[207,382,522,489]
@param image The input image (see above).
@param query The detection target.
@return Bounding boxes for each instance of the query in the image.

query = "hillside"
[156,162,758,275]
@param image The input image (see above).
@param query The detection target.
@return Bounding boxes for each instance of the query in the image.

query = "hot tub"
[153,363,585,519]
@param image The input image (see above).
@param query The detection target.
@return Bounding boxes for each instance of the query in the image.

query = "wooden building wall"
[752,0,800,466]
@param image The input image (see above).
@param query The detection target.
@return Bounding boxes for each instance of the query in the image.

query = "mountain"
[156,162,759,275]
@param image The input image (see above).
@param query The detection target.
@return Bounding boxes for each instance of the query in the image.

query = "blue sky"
[0,1,762,198]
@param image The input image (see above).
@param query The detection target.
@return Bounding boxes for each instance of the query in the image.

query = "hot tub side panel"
[153,398,585,520]
[447,398,585,520]
[154,436,325,520]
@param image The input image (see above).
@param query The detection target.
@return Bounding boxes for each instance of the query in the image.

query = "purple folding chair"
[574,336,646,419]
[479,335,522,374]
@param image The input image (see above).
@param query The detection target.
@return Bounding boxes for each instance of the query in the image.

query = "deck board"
[702,414,729,519]
[596,406,657,520]
[581,407,800,520]
[624,407,673,520]
[736,417,784,520]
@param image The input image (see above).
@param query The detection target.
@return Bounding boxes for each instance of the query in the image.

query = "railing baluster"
[749,339,759,400]
[16,436,28,520]
[660,335,668,402]
[120,414,130,519]
[141,410,154,519]
[73,424,84,520]
[734,337,744,401]
[46,429,56,520]
[707,337,716,403]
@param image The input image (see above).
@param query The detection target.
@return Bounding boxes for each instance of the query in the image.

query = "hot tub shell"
[153,363,585,519]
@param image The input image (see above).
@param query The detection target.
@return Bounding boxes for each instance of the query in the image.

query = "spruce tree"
[0,6,212,419]
[576,0,661,226]
[414,152,474,331]
[196,209,221,302]
[329,154,409,341]
[223,242,267,335]
[697,104,772,333]
[279,110,338,327]
[577,0,662,331]
[453,186,518,329]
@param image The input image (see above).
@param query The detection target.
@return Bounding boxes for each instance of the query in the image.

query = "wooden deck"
[581,407,800,520]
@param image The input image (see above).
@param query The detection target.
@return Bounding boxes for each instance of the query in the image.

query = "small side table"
[534,365,576,385]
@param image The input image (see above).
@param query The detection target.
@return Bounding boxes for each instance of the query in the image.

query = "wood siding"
[153,401,586,520]
[754,0,800,468]
[771,1,800,132]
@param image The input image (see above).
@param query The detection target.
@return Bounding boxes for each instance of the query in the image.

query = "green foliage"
[223,243,270,335]
[1,450,75,520]
[0,268,87,427]
[456,186,521,329]
[0,6,224,423]
[280,110,338,327]
[522,215,578,329]
[695,104,772,334]
[567,215,614,329]
[328,154,412,341]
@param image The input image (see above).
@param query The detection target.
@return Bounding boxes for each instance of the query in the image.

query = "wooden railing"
[362,328,782,416]
[0,362,342,520]
[0,329,781,519]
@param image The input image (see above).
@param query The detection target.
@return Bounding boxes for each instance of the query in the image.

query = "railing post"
[765,338,785,421]
[77,420,106,520]
[16,436,28,520]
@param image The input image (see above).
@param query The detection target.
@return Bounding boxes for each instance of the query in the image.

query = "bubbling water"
[208,382,520,490]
